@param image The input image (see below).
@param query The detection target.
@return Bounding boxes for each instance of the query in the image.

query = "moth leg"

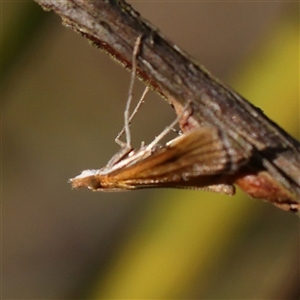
[176,184,235,195]
[115,35,144,149]
[115,86,149,146]
[106,146,134,167]
[201,184,235,195]
[146,101,191,151]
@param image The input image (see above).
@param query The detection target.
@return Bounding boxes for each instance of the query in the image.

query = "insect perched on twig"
[69,36,241,194]
[69,36,300,215]
[70,125,238,194]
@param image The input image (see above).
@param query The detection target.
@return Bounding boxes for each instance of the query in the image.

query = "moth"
[70,126,235,195]
[70,36,236,195]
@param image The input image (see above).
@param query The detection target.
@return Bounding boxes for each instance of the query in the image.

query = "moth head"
[69,170,102,190]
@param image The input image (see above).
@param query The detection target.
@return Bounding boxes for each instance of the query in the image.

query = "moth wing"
[110,127,231,182]
[70,128,236,194]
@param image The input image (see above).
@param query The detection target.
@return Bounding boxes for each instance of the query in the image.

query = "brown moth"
[70,127,235,195]
[70,36,235,195]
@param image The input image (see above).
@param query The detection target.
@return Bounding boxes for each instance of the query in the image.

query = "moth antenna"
[129,86,149,123]
[115,35,144,149]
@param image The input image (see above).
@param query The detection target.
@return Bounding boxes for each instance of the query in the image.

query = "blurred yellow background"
[2,1,299,299]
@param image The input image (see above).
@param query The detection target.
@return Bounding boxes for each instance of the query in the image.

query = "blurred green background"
[2,1,299,299]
